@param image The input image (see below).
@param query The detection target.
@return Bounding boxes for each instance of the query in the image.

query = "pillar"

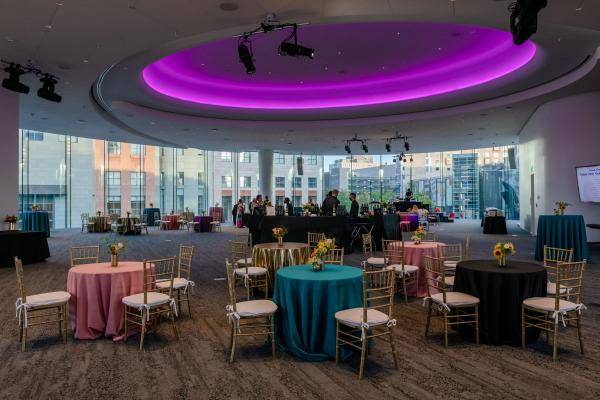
[258,149,273,200]
[0,88,19,216]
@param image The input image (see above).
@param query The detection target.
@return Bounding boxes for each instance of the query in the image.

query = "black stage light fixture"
[345,143,351,154]
[404,139,410,152]
[238,38,256,74]
[362,141,368,153]
[385,141,391,153]
[2,63,29,94]
[279,41,315,59]
[509,0,548,45]
[37,74,62,103]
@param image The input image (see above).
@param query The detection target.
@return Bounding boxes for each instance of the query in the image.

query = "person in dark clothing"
[322,189,340,216]
[349,192,359,218]
[405,188,413,201]
[284,197,294,216]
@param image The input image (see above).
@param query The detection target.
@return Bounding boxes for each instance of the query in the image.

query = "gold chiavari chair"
[69,245,100,267]
[209,213,222,232]
[324,248,344,265]
[335,268,398,379]
[80,212,90,232]
[437,243,463,288]
[423,256,479,347]
[543,246,574,296]
[225,260,277,363]
[362,233,385,269]
[522,260,586,361]
[134,213,149,234]
[123,257,178,350]
[382,239,419,303]
[156,245,195,318]
[229,241,268,300]
[422,231,437,242]
[14,257,70,351]
[308,232,326,251]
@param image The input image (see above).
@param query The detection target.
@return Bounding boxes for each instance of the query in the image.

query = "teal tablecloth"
[273,264,363,361]
[21,211,50,238]
[143,208,161,227]
[535,215,589,261]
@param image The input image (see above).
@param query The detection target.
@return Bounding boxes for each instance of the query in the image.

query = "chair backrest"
[362,233,373,257]
[551,261,586,307]
[324,248,344,265]
[143,257,176,304]
[361,268,395,321]
[153,211,160,220]
[81,213,89,222]
[234,233,252,250]
[465,235,472,260]
[109,213,119,222]
[423,231,437,242]
[178,244,195,279]
[70,245,100,267]
[225,259,237,311]
[14,257,26,302]
[438,243,462,261]
[424,256,446,302]
[308,232,326,248]
[382,239,404,267]
[543,246,573,267]
[229,241,250,269]
[183,211,194,221]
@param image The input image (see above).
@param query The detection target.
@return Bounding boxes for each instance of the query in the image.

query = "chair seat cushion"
[23,291,71,308]
[210,221,221,224]
[431,292,479,307]
[236,299,277,317]
[122,292,170,308]
[437,275,454,286]
[237,257,253,265]
[234,266,267,276]
[335,307,389,327]
[444,260,458,268]
[366,257,385,265]
[523,297,579,313]
[385,264,420,275]
[547,281,568,295]
[156,277,189,290]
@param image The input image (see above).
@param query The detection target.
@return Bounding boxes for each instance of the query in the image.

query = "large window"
[107,195,121,215]
[107,141,121,155]
[293,177,302,188]
[240,176,251,188]
[130,172,145,187]
[239,152,251,163]
[221,152,232,162]
[131,144,144,156]
[274,153,286,164]
[221,175,232,188]
[308,177,317,189]
[305,155,317,165]
[275,176,285,188]
[107,171,121,186]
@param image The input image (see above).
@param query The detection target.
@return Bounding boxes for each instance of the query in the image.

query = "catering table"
[88,216,110,233]
[535,215,589,261]
[118,217,141,235]
[482,216,507,234]
[209,207,224,223]
[392,241,444,297]
[193,215,212,232]
[453,260,547,345]
[0,231,50,267]
[248,215,353,252]
[400,213,419,231]
[273,264,363,361]
[67,262,146,339]
[143,208,161,227]
[252,242,309,285]
[162,214,180,230]
[21,211,50,237]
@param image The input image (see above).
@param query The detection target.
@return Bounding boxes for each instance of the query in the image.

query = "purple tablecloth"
[400,213,419,231]
[194,216,212,232]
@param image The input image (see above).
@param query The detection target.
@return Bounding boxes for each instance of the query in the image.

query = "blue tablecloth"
[143,208,161,227]
[535,215,589,261]
[21,211,50,238]
[273,264,363,361]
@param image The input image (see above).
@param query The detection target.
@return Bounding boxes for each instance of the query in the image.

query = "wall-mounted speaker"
[296,156,304,175]
[507,147,516,170]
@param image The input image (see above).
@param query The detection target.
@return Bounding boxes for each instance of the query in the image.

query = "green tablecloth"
[273,264,363,361]
[21,211,50,238]
[535,215,589,261]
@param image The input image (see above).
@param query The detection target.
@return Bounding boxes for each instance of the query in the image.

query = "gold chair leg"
[170,309,179,340]
[270,316,276,360]
[475,305,480,345]
[577,315,584,355]
[124,307,129,342]
[358,335,368,379]
[186,291,193,319]
[389,327,398,369]
[246,278,251,301]
[443,311,449,348]
[552,320,559,362]
[21,325,27,352]
[229,326,237,363]
[139,310,146,350]
[425,304,432,338]
[402,275,408,304]
[63,304,68,344]
[58,306,62,337]
[335,321,340,365]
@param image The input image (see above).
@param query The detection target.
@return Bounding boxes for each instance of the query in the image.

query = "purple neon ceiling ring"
[142,21,536,110]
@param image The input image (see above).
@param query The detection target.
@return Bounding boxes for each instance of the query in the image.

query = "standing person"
[322,189,340,216]
[349,192,359,218]
[236,199,244,228]
[253,195,264,216]
[232,200,239,225]
[284,197,294,216]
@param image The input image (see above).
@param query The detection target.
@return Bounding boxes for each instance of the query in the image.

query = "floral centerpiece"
[97,210,102,216]
[302,203,313,215]
[309,239,335,271]
[4,215,18,230]
[272,226,288,247]
[411,226,426,244]
[493,242,515,267]
[106,240,125,267]
[554,201,569,215]
[149,202,154,208]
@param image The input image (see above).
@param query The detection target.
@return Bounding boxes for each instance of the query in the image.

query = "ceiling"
[2,0,600,154]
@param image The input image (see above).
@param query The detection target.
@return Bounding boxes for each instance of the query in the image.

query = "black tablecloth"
[0,231,50,267]
[482,216,507,234]
[248,216,353,252]
[454,260,546,345]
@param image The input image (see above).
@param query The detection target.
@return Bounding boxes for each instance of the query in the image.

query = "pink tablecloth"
[67,262,145,339]
[163,215,180,230]
[393,241,444,297]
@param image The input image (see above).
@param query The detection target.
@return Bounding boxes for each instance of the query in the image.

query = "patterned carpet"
[0,221,599,399]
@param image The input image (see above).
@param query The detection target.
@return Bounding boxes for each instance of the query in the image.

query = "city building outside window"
[293,177,302,188]
[26,131,44,141]
[107,171,121,186]
[130,172,146,187]
[293,195,302,206]
[222,175,232,188]
[107,195,121,215]
[177,171,184,186]
[221,152,232,162]
[275,176,285,188]
[107,141,121,155]
[130,195,145,216]
[308,177,317,189]
[239,176,251,188]
[177,188,184,212]
[239,152,251,163]
[274,153,285,164]
[305,155,317,165]
[275,196,284,205]
[131,144,144,156]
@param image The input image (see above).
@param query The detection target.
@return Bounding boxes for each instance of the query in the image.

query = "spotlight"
[362,141,368,153]
[37,74,61,103]
[385,141,391,153]
[404,140,410,152]
[238,38,256,74]
[279,42,314,59]
[345,143,351,154]
[410,156,413,163]
[509,0,548,45]
[2,63,29,94]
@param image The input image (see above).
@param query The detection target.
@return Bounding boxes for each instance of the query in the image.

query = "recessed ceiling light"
[149,121,156,125]
[219,2,239,11]
[182,128,190,131]
[287,142,292,145]
[210,128,219,131]
[83,59,89,63]
[45,25,52,30]
[337,51,342,56]
[76,119,86,124]
[480,113,488,117]
[478,127,485,131]
[505,105,513,110]
[5,36,14,43]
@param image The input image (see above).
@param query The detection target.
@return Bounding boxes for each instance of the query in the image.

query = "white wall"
[519,91,600,242]
[0,89,19,216]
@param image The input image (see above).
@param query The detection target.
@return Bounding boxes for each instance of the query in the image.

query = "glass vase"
[111,254,119,267]
[498,255,506,267]
[277,237,283,247]
[312,258,324,271]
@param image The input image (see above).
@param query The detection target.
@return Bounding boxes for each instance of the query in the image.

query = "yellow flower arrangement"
[553,201,569,215]
[309,238,335,271]
[411,226,426,244]
[493,242,515,267]
[272,226,288,239]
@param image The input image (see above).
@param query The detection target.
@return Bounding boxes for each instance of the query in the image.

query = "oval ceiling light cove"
[142,22,536,110]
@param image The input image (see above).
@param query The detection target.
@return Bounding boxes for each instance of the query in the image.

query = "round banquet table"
[273,264,363,361]
[21,211,50,237]
[88,216,110,232]
[535,215,589,262]
[392,241,444,297]
[143,207,161,227]
[453,260,547,345]
[118,217,141,235]
[67,262,145,339]
[252,242,310,285]
[162,215,180,230]
[193,215,212,232]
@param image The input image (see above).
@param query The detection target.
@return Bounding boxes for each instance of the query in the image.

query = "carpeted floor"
[0,221,599,399]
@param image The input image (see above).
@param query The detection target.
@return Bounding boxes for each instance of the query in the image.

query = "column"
[258,149,273,200]
[0,88,19,216]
